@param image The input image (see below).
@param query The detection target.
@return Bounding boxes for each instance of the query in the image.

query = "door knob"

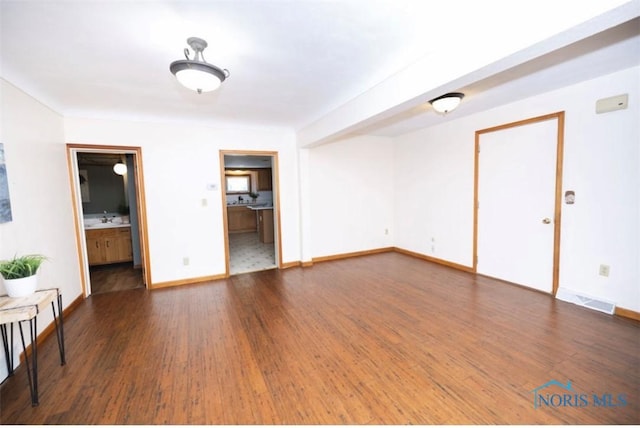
[542,218,552,224]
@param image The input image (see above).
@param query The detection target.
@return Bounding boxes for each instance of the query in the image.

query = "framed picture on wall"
[0,143,13,223]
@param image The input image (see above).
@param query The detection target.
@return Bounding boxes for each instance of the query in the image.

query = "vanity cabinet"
[227,206,257,233]
[86,227,133,266]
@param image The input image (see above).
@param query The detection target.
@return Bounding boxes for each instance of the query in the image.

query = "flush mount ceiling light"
[170,37,230,94]
[429,92,465,114]
[113,162,127,175]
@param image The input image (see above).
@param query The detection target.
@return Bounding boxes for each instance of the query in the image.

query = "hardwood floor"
[1,252,638,424]
[89,262,144,294]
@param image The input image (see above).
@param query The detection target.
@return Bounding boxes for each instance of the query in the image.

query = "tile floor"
[229,232,276,275]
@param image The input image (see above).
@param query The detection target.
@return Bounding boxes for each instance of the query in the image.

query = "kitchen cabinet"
[227,206,257,233]
[257,168,272,191]
[257,208,274,243]
[86,227,133,266]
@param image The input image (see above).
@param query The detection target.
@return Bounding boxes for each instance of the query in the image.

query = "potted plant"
[0,254,47,298]
[249,192,259,203]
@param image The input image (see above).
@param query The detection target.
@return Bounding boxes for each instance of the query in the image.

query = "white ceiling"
[1,0,638,140]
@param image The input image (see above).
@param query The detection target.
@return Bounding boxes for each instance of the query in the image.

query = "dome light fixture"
[429,92,465,114]
[170,37,230,94]
[113,162,127,176]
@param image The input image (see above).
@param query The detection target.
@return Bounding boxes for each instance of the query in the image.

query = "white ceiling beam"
[296,1,639,148]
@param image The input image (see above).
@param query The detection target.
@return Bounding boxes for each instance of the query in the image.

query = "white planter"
[3,274,38,298]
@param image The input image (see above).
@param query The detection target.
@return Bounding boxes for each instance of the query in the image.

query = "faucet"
[101,210,113,223]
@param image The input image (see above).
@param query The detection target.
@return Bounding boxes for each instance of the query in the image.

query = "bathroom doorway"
[67,145,150,296]
[220,151,282,276]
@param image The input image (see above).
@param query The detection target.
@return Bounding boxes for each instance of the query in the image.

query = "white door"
[477,118,558,293]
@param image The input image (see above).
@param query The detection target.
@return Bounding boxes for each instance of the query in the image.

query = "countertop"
[84,223,131,230]
[227,204,273,211]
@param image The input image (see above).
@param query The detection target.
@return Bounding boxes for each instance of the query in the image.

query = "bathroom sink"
[84,221,130,229]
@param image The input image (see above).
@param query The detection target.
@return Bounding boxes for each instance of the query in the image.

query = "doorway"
[67,145,150,296]
[220,151,282,275]
[473,112,564,294]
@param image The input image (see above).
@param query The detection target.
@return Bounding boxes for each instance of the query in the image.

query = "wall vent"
[556,288,616,315]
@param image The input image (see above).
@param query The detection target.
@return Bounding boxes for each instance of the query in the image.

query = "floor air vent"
[556,288,616,315]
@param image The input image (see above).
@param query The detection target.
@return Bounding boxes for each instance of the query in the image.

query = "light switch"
[201,198,208,207]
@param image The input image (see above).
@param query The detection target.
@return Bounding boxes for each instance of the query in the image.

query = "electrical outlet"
[384,228,389,235]
[183,257,190,266]
[599,264,610,277]
[201,198,208,207]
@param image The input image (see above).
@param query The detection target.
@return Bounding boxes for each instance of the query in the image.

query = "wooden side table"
[0,288,66,406]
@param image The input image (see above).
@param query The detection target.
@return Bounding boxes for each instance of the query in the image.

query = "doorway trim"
[66,144,152,296]
[219,150,282,276]
[473,111,565,295]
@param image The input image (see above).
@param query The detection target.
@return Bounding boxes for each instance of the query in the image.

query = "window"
[225,175,251,194]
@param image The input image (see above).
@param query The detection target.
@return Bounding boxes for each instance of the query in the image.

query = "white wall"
[308,135,394,258]
[64,118,300,284]
[394,66,640,312]
[0,79,82,378]
[393,119,476,266]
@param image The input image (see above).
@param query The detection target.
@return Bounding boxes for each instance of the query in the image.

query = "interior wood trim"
[19,293,84,363]
[312,247,394,263]
[131,147,153,289]
[151,274,227,290]
[473,111,565,295]
[280,261,301,269]
[66,144,153,293]
[280,261,313,269]
[66,148,89,297]
[272,154,284,270]
[473,131,480,272]
[552,112,566,296]
[393,247,475,273]
[219,151,231,277]
[615,307,640,322]
[219,150,283,276]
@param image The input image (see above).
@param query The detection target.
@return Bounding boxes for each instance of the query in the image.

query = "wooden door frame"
[219,150,283,276]
[473,111,565,295]
[66,144,152,296]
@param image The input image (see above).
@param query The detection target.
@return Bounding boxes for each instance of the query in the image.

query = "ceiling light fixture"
[429,92,465,114]
[170,37,230,94]
[113,163,127,176]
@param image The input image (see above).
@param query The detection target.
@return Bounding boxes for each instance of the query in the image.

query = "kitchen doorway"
[67,144,151,296]
[220,151,282,276]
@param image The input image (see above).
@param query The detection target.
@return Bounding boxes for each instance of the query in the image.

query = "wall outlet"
[183,257,190,266]
[599,264,610,277]
[384,228,389,235]
[201,198,208,207]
